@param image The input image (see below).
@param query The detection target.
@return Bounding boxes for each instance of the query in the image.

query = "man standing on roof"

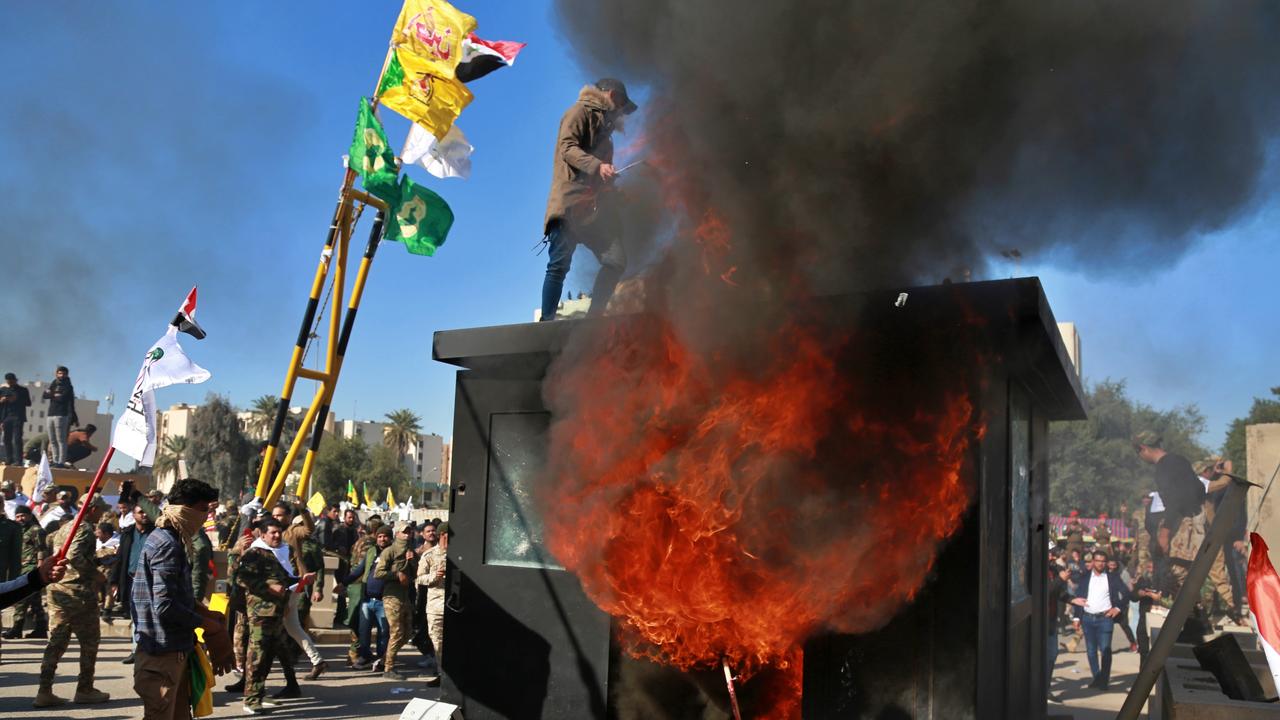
[539,78,638,321]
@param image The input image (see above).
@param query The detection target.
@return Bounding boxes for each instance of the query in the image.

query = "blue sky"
[1,1,1276,469]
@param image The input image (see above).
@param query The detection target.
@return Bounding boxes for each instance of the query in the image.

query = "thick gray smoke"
[554,0,1280,293]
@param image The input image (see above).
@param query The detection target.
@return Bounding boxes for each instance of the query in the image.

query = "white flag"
[34,452,54,499]
[112,325,211,464]
[402,123,473,180]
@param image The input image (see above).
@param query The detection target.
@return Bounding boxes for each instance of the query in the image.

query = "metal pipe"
[1115,477,1251,719]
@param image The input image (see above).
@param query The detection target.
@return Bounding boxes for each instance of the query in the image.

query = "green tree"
[186,394,254,500]
[1050,379,1209,516]
[383,409,422,461]
[248,395,279,439]
[360,444,415,506]
[311,435,371,506]
[153,435,190,481]
[1223,386,1280,481]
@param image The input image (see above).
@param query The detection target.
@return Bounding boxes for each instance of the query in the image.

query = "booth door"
[441,374,612,720]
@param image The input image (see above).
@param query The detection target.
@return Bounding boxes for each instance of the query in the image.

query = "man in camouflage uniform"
[189,518,214,602]
[1196,457,1244,624]
[224,528,255,693]
[375,523,417,680]
[415,522,447,683]
[36,496,111,707]
[7,505,47,637]
[237,518,314,714]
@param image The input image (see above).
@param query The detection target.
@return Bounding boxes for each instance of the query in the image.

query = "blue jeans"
[46,415,69,464]
[539,220,626,321]
[1082,614,1114,684]
[358,598,389,661]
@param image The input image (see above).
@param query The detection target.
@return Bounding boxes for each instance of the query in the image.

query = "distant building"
[1056,322,1083,379]
[19,380,113,472]
[334,418,447,493]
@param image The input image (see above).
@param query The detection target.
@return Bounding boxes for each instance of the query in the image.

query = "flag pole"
[53,446,115,563]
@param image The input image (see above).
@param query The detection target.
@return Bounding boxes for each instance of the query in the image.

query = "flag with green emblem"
[349,97,399,203]
[385,174,454,256]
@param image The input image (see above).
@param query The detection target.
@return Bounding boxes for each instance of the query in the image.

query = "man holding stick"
[131,478,225,720]
[35,495,111,708]
[538,78,637,321]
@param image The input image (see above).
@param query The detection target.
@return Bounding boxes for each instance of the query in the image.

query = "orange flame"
[544,308,982,715]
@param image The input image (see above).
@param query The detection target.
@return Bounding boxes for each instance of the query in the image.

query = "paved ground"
[1051,631,1152,719]
[0,622,1159,719]
[0,636,443,719]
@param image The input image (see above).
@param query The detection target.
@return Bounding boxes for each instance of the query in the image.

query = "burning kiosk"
[433,278,1085,719]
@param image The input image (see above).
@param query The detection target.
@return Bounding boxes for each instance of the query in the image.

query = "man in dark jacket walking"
[539,78,638,321]
[131,478,223,720]
[0,373,32,465]
[1070,549,1131,691]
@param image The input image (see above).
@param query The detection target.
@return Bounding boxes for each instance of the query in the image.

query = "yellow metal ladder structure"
[253,179,389,507]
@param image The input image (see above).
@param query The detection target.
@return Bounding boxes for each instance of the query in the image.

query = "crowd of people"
[0,476,450,717]
[1045,431,1248,700]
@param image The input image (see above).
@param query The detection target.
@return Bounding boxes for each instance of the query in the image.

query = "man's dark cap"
[169,478,218,506]
[3,372,15,381]
[596,78,638,115]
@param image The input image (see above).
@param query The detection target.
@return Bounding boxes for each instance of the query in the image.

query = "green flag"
[385,175,454,256]
[349,97,398,203]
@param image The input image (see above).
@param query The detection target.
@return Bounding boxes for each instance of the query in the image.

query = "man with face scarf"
[130,478,224,720]
[538,78,638,321]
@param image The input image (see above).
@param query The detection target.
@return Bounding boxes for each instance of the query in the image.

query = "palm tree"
[153,435,190,481]
[249,395,280,440]
[383,409,422,461]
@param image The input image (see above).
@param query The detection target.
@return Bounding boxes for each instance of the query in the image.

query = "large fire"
[543,299,985,715]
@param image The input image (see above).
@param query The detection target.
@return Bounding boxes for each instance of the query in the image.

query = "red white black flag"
[456,33,525,83]
[1248,532,1280,690]
[172,285,206,339]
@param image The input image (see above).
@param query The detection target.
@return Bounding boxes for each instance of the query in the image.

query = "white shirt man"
[1084,570,1114,615]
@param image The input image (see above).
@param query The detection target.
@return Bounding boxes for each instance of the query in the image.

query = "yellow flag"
[378,49,473,139]
[306,491,326,516]
[390,0,476,80]
[386,487,397,507]
[347,479,360,506]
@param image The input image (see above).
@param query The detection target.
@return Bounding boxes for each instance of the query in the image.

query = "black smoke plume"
[555,0,1280,294]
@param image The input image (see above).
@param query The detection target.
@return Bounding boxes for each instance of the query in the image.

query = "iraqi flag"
[172,286,206,339]
[456,33,525,83]
[1248,532,1280,691]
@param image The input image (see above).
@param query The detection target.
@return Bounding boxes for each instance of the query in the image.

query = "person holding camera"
[0,373,32,466]
[42,366,75,467]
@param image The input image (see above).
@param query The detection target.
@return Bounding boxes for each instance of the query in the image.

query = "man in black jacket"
[1071,549,1131,690]
[1134,431,1205,596]
[43,366,75,466]
[0,373,32,466]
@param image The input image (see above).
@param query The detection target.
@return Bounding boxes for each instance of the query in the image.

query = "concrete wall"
[1247,423,1280,560]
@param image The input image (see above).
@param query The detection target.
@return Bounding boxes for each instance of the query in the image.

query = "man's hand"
[598,163,617,181]
[1105,608,1121,619]
[1235,540,1248,553]
[38,555,68,584]
[200,613,224,633]
[1070,597,1087,607]
[311,590,323,603]
[300,572,317,587]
